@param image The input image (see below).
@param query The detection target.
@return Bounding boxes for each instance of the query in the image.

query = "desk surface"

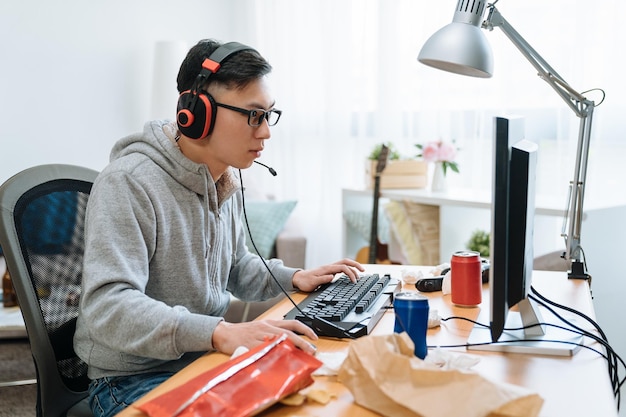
[116,265,618,417]
[0,305,27,339]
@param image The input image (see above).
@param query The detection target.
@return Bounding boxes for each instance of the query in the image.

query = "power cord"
[434,287,624,411]
[529,285,624,409]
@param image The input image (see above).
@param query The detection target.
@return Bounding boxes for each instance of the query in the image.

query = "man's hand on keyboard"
[292,258,365,292]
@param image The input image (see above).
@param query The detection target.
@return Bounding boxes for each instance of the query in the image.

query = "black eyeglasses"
[214,102,282,127]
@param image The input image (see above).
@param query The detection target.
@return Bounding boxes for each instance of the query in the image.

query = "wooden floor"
[0,384,37,417]
[0,339,37,417]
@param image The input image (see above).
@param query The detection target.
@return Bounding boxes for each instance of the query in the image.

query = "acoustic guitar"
[356,145,395,265]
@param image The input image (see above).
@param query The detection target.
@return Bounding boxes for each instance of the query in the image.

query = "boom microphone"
[253,160,277,176]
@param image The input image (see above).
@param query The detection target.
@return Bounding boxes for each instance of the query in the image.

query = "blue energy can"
[393,292,429,359]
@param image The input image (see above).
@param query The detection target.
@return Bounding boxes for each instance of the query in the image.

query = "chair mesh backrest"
[14,180,92,392]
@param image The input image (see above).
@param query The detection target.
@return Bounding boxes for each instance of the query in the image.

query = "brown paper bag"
[338,333,543,417]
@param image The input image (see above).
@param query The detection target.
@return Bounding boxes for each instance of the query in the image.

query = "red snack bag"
[137,334,322,417]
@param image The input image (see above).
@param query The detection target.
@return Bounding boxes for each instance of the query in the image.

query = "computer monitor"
[467,116,582,356]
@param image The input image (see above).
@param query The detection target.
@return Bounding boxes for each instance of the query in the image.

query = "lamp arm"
[485,6,596,278]
[484,7,588,116]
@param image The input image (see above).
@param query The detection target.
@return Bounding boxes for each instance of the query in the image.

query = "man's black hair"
[176,39,272,93]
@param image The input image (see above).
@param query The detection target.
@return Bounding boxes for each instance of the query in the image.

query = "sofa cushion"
[244,200,297,259]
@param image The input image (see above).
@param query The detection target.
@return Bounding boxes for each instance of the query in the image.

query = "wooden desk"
[116,265,618,417]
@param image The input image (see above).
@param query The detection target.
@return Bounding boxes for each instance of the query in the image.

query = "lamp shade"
[418,1,494,78]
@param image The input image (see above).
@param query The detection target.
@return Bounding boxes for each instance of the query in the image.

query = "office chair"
[0,164,97,417]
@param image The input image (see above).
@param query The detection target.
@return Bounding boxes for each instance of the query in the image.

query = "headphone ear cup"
[176,91,217,139]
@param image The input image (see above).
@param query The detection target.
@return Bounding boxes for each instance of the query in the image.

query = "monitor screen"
[467,116,582,356]
[490,116,536,342]
[489,116,525,341]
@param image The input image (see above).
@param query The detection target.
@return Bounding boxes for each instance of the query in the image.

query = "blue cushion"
[0,191,78,256]
[244,200,297,259]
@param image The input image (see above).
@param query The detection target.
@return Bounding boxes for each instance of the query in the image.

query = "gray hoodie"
[73,120,297,379]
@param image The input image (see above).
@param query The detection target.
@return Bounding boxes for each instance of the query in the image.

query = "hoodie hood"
[110,120,240,201]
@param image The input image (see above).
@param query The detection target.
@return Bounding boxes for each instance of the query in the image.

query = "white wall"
[0,0,253,183]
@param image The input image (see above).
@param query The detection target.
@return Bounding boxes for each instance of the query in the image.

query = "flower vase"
[431,162,447,192]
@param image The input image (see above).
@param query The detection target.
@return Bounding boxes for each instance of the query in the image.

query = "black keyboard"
[284,273,401,338]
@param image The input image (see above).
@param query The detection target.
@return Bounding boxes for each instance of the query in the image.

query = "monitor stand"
[467,299,583,357]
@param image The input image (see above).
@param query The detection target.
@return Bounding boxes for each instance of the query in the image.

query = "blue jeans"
[88,372,174,417]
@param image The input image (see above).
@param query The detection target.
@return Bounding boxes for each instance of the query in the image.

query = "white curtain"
[236,0,625,267]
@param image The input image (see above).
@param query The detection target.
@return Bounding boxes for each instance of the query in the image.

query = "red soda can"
[451,250,482,306]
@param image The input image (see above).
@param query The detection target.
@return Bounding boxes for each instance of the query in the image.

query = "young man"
[73,39,363,416]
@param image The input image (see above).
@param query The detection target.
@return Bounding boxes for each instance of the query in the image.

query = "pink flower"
[438,141,457,162]
[421,142,441,163]
[415,140,460,176]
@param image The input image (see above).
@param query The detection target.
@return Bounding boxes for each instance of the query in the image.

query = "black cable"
[532,296,622,404]
[238,170,355,339]
[443,314,605,354]
[530,285,625,407]
[437,316,607,357]
[238,170,304,312]
[438,288,624,411]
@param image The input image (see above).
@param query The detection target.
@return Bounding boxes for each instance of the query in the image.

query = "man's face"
[202,77,275,175]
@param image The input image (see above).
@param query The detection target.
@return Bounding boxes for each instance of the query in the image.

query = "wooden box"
[366,159,428,189]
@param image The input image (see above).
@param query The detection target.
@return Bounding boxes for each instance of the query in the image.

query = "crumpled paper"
[338,333,544,417]
[404,264,452,295]
[401,269,424,285]
[427,263,452,295]
[312,350,349,376]
[441,269,452,295]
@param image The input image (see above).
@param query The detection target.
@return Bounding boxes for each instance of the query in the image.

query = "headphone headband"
[207,42,254,64]
[194,42,255,89]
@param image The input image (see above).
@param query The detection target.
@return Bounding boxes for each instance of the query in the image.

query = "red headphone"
[176,42,254,139]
